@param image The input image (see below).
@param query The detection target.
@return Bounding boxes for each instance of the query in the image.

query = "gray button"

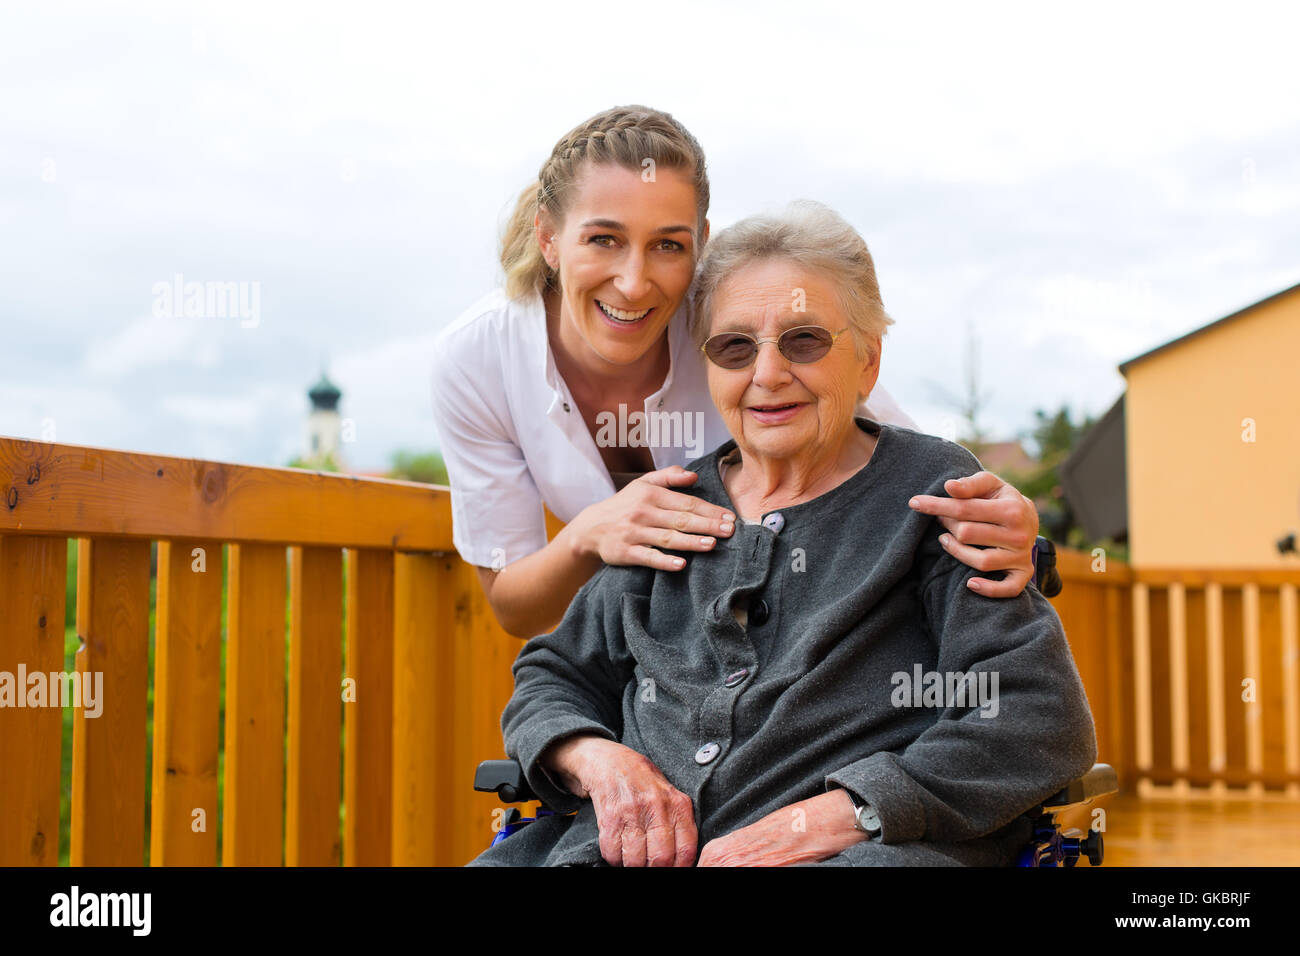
[761,512,785,533]
[695,742,720,764]
[724,668,749,688]
[748,599,769,627]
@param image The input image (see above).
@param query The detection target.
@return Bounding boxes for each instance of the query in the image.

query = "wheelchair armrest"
[474,759,538,804]
[1039,763,1118,811]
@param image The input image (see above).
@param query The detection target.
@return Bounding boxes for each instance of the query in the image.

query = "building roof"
[308,372,342,411]
[1059,393,1127,542]
[977,440,1036,476]
[1119,280,1300,375]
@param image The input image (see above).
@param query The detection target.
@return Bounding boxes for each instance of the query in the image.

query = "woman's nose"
[613,251,651,301]
[750,339,793,387]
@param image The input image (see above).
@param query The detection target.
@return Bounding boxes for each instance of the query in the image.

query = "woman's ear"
[534,213,558,270]
[857,336,882,401]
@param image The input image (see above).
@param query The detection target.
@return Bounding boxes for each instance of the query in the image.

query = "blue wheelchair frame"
[473,537,1120,866]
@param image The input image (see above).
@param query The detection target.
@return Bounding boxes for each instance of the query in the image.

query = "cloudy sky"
[3,0,1298,471]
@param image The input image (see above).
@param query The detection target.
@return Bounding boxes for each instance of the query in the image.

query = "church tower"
[305,370,345,469]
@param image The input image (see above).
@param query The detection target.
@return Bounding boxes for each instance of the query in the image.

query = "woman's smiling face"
[537,161,703,369]
[705,257,880,463]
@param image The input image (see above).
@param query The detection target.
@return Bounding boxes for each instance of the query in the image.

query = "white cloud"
[83,314,223,377]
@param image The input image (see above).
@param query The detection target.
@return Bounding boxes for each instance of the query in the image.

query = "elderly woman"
[468,201,1097,867]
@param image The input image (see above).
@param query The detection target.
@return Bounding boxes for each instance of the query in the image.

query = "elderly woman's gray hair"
[691,200,894,361]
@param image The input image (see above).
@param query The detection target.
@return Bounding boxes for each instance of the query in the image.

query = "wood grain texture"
[287,546,343,866]
[0,436,451,551]
[223,543,286,866]
[390,552,456,865]
[70,537,151,866]
[343,548,394,866]
[150,540,222,865]
[0,536,68,865]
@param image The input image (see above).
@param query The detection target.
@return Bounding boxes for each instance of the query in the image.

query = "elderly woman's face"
[705,258,880,462]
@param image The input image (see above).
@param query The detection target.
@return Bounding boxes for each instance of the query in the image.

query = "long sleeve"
[824,540,1098,844]
[500,568,639,812]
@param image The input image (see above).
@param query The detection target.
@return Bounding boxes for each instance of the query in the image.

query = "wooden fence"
[0,436,520,866]
[3,435,1298,867]
[1046,548,1300,799]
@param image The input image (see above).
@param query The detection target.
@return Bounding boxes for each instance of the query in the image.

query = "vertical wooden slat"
[1207,583,1227,798]
[1281,584,1299,799]
[1103,585,1127,787]
[450,559,494,866]
[1258,587,1284,789]
[1242,583,1263,798]
[391,552,455,865]
[343,548,394,866]
[1133,583,1152,797]
[1185,588,1209,789]
[71,536,151,865]
[0,536,68,865]
[461,562,528,863]
[1169,583,1189,796]
[223,543,286,866]
[1222,587,1247,788]
[1148,587,1171,782]
[286,545,343,866]
[151,539,222,865]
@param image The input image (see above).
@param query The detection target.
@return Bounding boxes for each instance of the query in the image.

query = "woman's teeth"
[597,300,651,323]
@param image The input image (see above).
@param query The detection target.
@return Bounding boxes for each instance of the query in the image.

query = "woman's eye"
[657,239,685,252]
[586,235,617,247]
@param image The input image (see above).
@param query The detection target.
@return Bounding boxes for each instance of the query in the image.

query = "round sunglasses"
[700,325,852,370]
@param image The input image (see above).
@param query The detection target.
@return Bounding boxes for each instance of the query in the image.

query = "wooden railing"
[0,436,520,866]
[1046,549,1300,799]
[4,435,1298,867]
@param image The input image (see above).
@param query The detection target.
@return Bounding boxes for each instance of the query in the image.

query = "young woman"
[431,105,1038,638]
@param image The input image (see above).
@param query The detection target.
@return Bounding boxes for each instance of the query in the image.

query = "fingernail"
[673,557,685,568]
[700,537,714,547]
[720,522,734,535]
[940,534,951,547]
[908,497,919,508]
[968,579,981,591]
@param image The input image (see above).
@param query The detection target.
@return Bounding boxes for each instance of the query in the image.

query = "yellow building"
[1121,282,1300,567]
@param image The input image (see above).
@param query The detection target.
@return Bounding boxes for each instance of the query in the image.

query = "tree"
[387,449,448,485]
[1018,405,1097,547]
[926,319,993,457]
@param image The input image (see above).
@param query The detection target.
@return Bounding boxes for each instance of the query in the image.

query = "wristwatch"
[846,789,882,839]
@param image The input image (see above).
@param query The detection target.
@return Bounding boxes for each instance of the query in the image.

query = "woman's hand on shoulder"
[562,466,736,572]
[907,471,1038,598]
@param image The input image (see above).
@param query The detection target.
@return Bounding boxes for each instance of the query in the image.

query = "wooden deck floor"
[1062,794,1300,866]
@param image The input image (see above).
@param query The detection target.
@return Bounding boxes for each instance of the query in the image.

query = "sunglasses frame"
[699,325,853,369]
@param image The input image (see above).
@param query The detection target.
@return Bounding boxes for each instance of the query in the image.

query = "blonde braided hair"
[500,105,710,300]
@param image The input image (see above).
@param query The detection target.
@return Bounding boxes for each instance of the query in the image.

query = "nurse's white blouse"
[430,289,918,570]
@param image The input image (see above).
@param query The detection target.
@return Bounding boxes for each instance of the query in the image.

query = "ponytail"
[500,182,555,301]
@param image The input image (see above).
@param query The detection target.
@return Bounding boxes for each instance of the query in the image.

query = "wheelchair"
[473,536,1120,866]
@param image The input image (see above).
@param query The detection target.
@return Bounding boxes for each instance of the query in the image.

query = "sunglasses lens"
[705,335,757,369]
[781,328,834,362]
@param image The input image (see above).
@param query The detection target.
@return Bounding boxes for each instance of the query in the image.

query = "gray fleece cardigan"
[468,418,1097,866]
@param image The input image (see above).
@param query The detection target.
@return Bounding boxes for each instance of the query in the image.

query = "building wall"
[1124,291,1300,567]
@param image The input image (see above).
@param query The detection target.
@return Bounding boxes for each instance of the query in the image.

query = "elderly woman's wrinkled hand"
[696,790,867,867]
[543,734,699,867]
